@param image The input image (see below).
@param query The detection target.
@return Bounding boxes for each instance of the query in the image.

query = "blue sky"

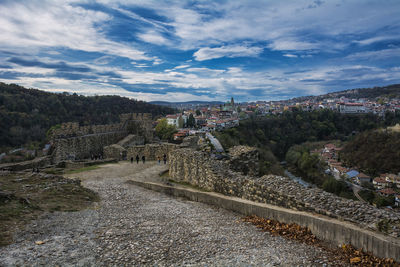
[1,0,400,102]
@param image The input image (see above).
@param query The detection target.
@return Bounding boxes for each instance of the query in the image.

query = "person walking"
[142,155,146,164]
[163,154,167,164]
[136,154,140,164]
[157,156,161,165]
[130,157,133,164]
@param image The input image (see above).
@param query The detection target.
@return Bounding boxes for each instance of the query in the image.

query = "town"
[160,94,400,209]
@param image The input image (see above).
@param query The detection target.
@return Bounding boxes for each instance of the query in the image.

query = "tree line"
[0,82,175,151]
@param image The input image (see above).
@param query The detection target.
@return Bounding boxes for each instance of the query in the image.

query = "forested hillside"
[340,130,400,175]
[216,108,400,160]
[291,84,400,102]
[0,82,175,150]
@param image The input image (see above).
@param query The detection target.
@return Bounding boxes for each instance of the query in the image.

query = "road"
[0,162,341,266]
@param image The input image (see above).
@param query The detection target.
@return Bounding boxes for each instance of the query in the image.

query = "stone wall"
[50,113,153,162]
[51,113,152,139]
[127,143,179,161]
[0,156,51,171]
[227,146,259,176]
[169,148,400,237]
[117,134,145,148]
[52,132,127,163]
[130,180,400,261]
[103,144,126,159]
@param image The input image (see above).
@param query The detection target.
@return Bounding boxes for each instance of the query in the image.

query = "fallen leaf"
[350,257,361,264]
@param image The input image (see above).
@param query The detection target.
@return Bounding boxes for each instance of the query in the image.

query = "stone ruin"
[227,146,259,176]
[49,113,153,163]
[168,147,400,237]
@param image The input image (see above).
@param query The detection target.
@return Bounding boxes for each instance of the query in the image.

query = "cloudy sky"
[1,0,400,102]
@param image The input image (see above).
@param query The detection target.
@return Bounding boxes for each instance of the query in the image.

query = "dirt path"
[0,161,342,266]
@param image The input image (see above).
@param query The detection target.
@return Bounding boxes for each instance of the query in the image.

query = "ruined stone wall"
[169,148,400,237]
[51,113,152,139]
[52,122,123,138]
[227,146,259,176]
[52,132,127,163]
[50,113,153,162]
[127,143,179,161]
[103,144,126,159]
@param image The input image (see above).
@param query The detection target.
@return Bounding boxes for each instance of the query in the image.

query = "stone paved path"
[0,161,344,266]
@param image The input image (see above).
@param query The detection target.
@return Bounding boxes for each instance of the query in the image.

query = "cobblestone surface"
[0,161,343,266]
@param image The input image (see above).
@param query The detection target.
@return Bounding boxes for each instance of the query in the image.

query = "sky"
[1,0,400,102]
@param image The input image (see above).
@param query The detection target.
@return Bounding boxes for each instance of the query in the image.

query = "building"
[355,172,371,184]
[373,177,391,190]
[166,114,187,128]
[338,103,369,114]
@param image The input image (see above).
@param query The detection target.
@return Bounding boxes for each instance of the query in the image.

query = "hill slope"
[291,84,400,102]
[0,82,175,150]
[340,129,400,175]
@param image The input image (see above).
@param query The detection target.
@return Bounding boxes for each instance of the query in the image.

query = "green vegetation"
[0,82,175,151]
[186,113,195,127]
[216,108,400,181]
[324,84,400,100]
[0,173,99,246]
[340,130,400,175]
[216,108,400,160]
[293,84,400,102]
[322,178,355,199]
[285,142,355,199]
[257,148,284,176]
[155,118,177,141]
[286,144,329,186]
[216,108,400,198]
[359,189,395,207]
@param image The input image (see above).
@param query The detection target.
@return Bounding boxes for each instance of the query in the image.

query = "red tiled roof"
[374,177,388,184]
[379,188,396,195]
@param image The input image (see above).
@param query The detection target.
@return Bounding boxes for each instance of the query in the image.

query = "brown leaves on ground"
[242,215,399,266]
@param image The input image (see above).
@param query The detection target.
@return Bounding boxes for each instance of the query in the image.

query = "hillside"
[291,84,400,102]
[0,82,175,150]
[340,129,400,175]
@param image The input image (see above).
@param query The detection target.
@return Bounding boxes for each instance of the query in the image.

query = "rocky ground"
[0,161,345,266]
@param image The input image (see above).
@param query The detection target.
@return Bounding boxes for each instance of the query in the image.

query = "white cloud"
[354,35,400,46]
[0,1,155,62]
[173,65,190,69]
[345,48,400,61]
[269,40,318,51]
[283,54,298,58]
[193,45,263,61]
[137,30,171,45]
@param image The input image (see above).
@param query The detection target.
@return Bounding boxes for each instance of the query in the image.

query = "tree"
[178,116,184,128]
[187,113,195,128]
[195,110,201,116]
[155,119,177,141]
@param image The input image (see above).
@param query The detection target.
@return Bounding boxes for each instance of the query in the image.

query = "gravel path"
[0,161,342,266]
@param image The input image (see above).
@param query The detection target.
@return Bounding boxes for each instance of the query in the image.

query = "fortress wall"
[51,113,154,162]
[169,148,400,237]
[168,147,400,260]
[52,131,127,162]
[52,113,152,139]
[127,143,179,161]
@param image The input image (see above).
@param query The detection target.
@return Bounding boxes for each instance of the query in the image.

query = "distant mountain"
[0,82,175,150]
[290,84,400,103]
[150,100,224,107]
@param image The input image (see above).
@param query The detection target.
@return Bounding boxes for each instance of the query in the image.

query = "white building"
[339,103,369,114]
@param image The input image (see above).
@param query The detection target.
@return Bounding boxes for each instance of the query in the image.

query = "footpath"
[0,162,342,266]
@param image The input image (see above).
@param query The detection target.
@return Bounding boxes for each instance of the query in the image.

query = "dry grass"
[0,172,99,246]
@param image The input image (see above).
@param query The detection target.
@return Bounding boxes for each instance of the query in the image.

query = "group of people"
[130,154,167,165]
